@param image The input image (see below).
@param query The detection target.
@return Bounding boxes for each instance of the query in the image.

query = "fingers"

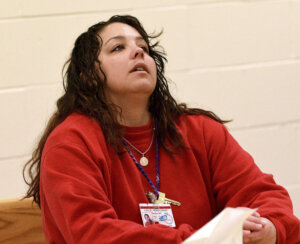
[243,211,263,243]
[243,228,265,243]
[247,215,262,224]
[243,215,263,232]
[243,217,277,244]
[252,211,260,217]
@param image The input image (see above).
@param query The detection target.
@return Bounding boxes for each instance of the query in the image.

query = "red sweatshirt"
[40,113,300,243]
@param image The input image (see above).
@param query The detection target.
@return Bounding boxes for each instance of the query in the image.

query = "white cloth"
[183,207,256,244]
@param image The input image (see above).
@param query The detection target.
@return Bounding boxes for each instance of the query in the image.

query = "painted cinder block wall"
[0,0,299,218]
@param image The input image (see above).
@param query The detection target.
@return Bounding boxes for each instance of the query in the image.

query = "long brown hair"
[23,15,228,207]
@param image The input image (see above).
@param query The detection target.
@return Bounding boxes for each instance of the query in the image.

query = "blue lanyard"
[121,126,160,198]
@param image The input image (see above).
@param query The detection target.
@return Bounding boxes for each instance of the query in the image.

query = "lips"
[130,63,148,73]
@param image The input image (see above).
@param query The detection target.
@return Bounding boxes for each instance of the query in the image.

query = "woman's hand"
[243,211,276,244]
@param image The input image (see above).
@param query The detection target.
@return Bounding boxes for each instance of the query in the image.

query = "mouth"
[130,63,148,73]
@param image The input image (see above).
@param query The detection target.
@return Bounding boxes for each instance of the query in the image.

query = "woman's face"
[98,22,157,105]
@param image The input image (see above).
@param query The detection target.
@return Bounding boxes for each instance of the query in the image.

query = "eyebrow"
[104,35,145,46]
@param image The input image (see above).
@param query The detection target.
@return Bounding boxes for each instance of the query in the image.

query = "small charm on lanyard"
[146,192,181,206]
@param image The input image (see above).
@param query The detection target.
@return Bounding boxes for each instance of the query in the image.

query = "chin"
[132,80,156,94]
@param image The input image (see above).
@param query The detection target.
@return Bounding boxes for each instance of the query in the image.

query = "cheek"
[99,61,114,82]
[101,58,125,79]
[150,60,157,80]
[100,62,124,91]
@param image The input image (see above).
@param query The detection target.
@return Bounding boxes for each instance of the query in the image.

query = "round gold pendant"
[140,156,149,166]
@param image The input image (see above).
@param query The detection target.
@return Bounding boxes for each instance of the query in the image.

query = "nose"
[131,46,144,59]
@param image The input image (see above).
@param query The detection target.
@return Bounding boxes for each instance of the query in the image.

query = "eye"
[111,44,124,52]
[140,45,149,53]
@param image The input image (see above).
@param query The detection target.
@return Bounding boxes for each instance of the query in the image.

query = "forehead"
[100,22,143,42]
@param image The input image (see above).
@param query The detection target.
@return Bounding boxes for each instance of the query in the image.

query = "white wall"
[0,0,299,218]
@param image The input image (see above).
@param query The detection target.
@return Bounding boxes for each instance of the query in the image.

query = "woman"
[144,214,154,226]
[23,15,300,243]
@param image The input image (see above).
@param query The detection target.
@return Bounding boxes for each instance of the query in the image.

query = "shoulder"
[49,113,102,142]
[44,113,106,155]
[55,113,100,133]
[175,113,233,152]
[175,114,227,136]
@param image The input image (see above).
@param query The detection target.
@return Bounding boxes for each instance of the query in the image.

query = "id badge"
[139,203,176,227]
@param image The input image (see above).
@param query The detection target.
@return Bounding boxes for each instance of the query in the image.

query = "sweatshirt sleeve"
[40,142,194,244]
[202,117,300,244]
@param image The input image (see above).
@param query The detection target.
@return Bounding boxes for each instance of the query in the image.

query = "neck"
[120,108,151,126]
[111,95,151,126]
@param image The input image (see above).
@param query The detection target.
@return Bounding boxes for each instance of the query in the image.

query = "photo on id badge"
[140,204,176,227]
